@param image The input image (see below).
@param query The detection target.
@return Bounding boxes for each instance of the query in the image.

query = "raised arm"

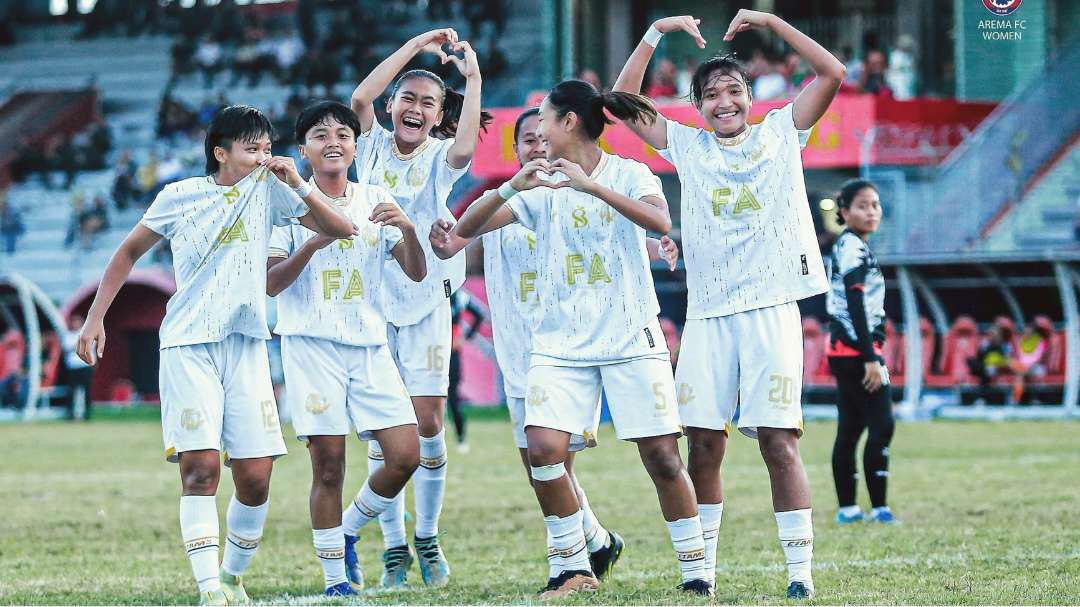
[77,225,162,364]
[351,29,460,132]
[445,41,482,169]
[723,10,845,129]
[613,15,706,150]
[456,159,555,238]
[266,235,337,296]
[262,157,357,238]
[551,159,671,234]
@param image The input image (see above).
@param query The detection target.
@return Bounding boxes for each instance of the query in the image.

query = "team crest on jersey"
[216,218,250,245]
[382,170,399,188]
[405,164,429,188]
[676,383,696,406]
[982,0,1022,15]
[527,385,549,408]
[305,393,330,415]
[361,224,380,246]
[180,408,204,430]
[223,185,241,205]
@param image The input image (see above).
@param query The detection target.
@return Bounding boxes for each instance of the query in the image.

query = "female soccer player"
[265,101,427,596]
[76,105,355,606]
[825,179,898,525]
[429,107,680,581]
[346,28,490,587]
[451,80,711,598]
[613,10,846,599]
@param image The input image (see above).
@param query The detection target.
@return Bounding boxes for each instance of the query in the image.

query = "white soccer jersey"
[506,153,665,365]
[354,122,468,326]
[658,103,827,319]
[269,180,403,347]
[140,168,308,349]
[481,211,539,399]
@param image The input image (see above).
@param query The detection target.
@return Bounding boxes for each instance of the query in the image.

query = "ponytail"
[433,88,495,140]
[548,79,657,141]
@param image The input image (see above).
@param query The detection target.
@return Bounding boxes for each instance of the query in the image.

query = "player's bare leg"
[525,426,599,598]
[177,450,226,605]
[306,436,357,596]
[409,395,450,586]
[757,427,815,599]
[685,427,728,586]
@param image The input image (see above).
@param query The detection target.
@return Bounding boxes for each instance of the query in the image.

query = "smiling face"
[697,68,752,137]
[300,116,356,175]
[512,114,546,166]
[215,133,272,179]
[840,186,882,235]
[388,76,444,147]
[535,96,577,161]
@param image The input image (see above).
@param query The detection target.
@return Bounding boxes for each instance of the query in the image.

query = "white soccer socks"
[368,440,408,549]
[698,502,724,584]
[179,495,221,593]
[221,496,268,577]
[666,516,708,583]
[775,508,814,588]
[312,526,348,588]
[545,510,591,577]
[414,430,448,539]
[574,478,610,553]
[343,479,396,537]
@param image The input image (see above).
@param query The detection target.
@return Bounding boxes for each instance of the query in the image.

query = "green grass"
[1,417,1077,604]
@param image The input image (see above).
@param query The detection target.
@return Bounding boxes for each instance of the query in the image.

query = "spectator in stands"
[57,135,84,189]
[86,119,112,171]
[0,362,28,408]
[886,35,916,100]
[967,317,1016,397]
[112,150,138,211]
[645,58,679,100]
[77,195,110,250]
[825,179,899,525]
[1009,318,1053,404]
[752,52,794,100]
[676,56,696,99]
[857,49,893,97]
[274,31,306,85]
[0,195,25,254]
[194,34,223,89]
[64,191,85,249]
[61,314,95,420]
[577,68,603,92]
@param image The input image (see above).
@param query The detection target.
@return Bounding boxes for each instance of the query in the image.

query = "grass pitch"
[1,413,1078,605]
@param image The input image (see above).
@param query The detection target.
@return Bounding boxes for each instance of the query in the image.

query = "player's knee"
[181,463,219,494]
[641,445,685,482]
[758,431,800,466]
[526,442,563,468]
[416,412,444,437]
[386,450,421,478]
[687,431,725,465]
[314,462,345,489]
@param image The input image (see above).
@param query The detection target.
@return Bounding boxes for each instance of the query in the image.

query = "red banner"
[471,94,994,178]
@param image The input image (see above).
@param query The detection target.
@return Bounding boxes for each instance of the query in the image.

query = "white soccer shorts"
[281,336,417,441]
[159,334,287,463]
[508,396,598,452]
[524,356,681,442]
[387,300,451,397]
[676,301,805,438]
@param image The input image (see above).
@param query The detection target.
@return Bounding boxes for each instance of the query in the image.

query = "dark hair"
[391,69,493,139]
[204,105,274,174]
[513,107,540,142]
[546,79,657,141]
[294,100,363,144]
[691,53,751,108]
[835,179,878,225]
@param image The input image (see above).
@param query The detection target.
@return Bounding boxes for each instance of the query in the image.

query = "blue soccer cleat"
[324,581,359,597]
[787,580,815,599]
[835,509,864,525]
[868,507,901,524]
[344,534,364,587]
[415,535,450,587]
[380,545,414,587]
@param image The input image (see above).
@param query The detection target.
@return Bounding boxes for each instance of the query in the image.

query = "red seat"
[802,317,833,386]
[927,316,979,386]
[1033,328,1066,385]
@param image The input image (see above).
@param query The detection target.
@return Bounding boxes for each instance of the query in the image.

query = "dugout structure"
[0,272,68,420]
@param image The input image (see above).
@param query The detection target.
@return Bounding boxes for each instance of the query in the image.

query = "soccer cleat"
[415,534,450,587]
[219,569,250,605]
[786,581,815,599]
[538,569,599,599]
[588,529,624,580]
[868,508,901,524]
[379,545,414,587]
[198,589,229,606]
[344,534,364,587]
[324,581,359,597]
[678,578,715,597]
[835,509,864,525]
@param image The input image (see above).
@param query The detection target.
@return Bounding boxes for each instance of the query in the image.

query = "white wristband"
[643,25,663,48]
[292,181,313,198]
[497,181,519,201]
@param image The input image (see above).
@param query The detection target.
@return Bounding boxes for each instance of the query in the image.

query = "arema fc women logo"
[982,0,1022,15]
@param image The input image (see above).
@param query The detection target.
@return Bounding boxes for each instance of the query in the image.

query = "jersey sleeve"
[764,103,813,149]
[656,119,699,166]
[267,225,293,258]
[139,183,180,238]
[833,233,869,277]
[266,176,310,226]
[434,138,471,192]
[505,191,539,231]
[623,161,666,202]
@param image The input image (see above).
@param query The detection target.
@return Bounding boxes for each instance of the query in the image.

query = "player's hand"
[549,159,594,192]
[370,202,414,231]
[724,9,774,41]
[261,156,302,188]
[653,16,706,48]
[659,235,680,271]
[508,158,557,192]
[414,28,459,62]
[309,233,339,250]
[429,217,457,256]
[447,41,480,79]
[76,319,105,366]
[863,360,884,392]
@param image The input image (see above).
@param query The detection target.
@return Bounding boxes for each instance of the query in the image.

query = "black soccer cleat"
[538,569,599,599]
[678,578,715,597]
[588,530,624,580]
[786,581,815,599]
